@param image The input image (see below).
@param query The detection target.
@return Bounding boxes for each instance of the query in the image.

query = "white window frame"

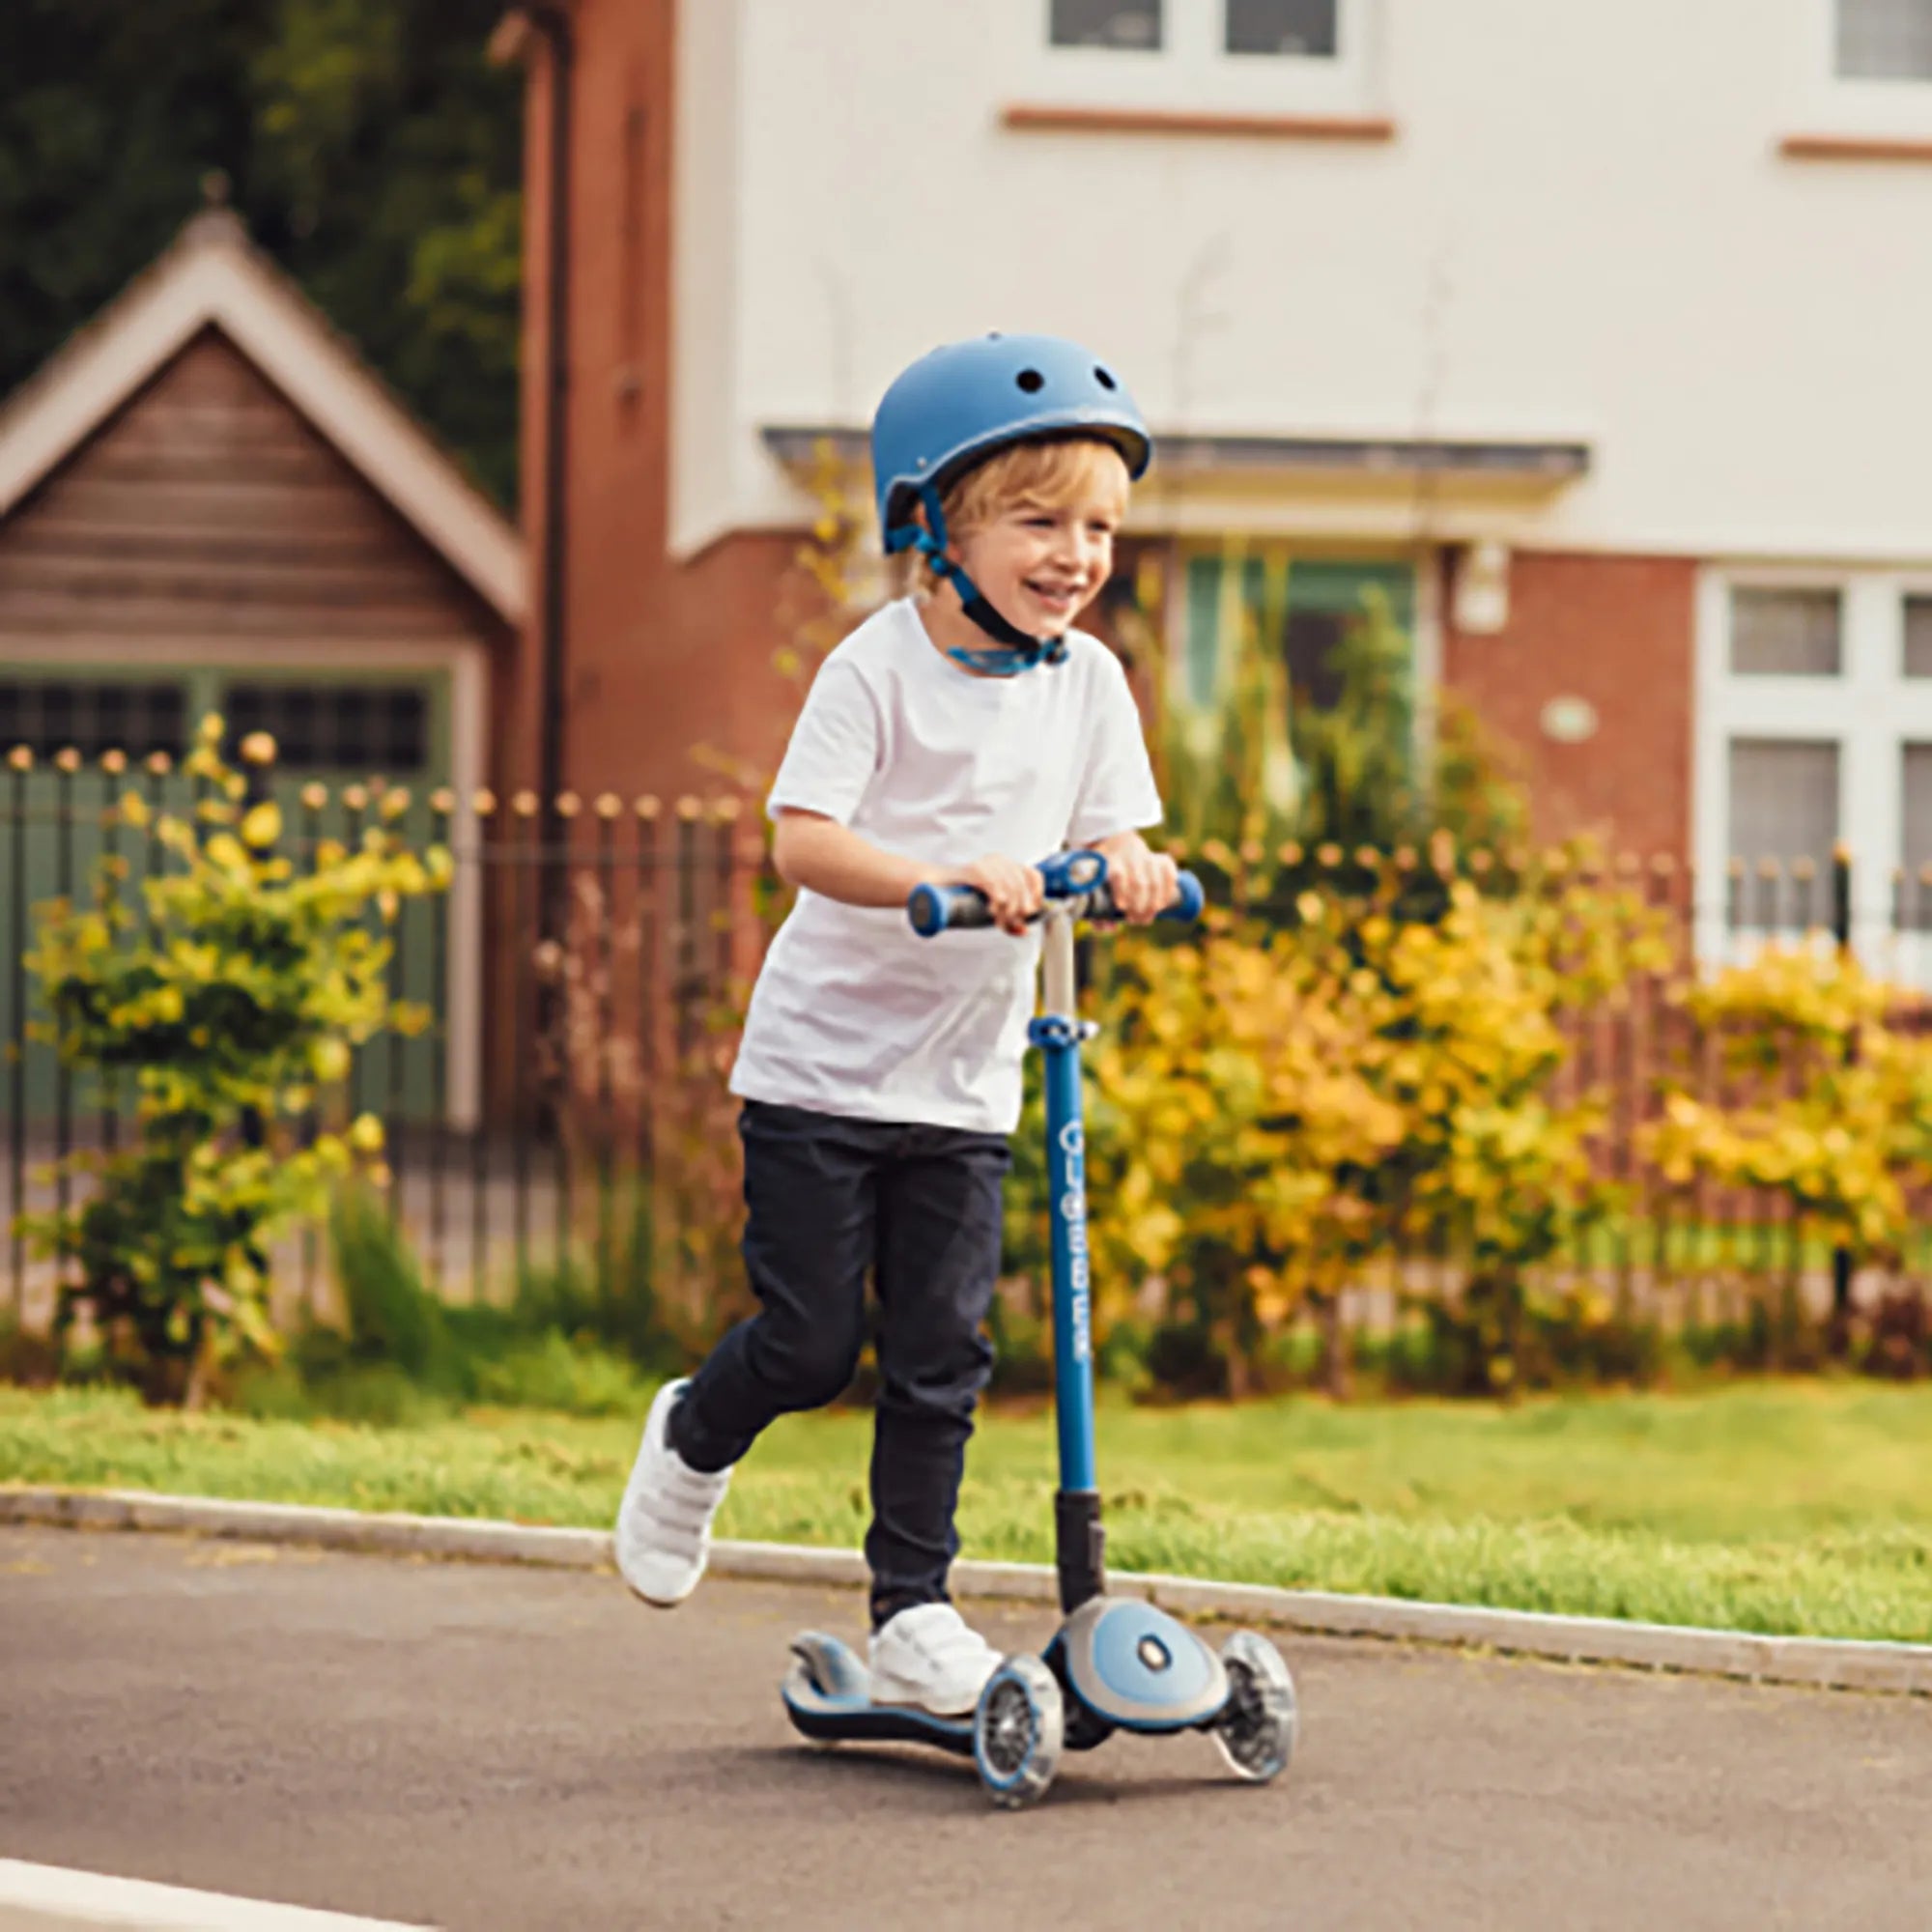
[1801,0,1932,137]
[1030,0,1380,116]
[1693,564,1932,984]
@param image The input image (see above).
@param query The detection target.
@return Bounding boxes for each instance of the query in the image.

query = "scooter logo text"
[1058,1120,1091,1362]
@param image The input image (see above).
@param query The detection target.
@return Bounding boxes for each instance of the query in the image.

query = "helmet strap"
[906,485,1065,677]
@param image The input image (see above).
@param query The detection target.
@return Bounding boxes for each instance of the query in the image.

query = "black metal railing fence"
[4,753,1931,1373]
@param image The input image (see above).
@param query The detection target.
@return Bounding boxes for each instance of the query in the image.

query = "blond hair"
[894,436,1131,597]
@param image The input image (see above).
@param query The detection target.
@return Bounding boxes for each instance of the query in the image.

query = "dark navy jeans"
[671,1100,1010,1629]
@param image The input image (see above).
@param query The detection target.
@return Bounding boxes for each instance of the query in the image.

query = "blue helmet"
[869,333,1151,674]
[871,332,1151,547]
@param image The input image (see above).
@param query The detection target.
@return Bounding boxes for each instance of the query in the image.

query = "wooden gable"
[0,328,499,643]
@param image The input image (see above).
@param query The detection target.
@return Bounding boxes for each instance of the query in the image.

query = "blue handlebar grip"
[910,864,1201,935]
[908,882,993,937]
[1160,869,1206,923]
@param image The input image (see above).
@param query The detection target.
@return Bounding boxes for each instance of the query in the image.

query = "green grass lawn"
[4,1380,1929,1643]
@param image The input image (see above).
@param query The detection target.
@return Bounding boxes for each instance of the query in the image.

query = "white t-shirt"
[728,598,1164,1134]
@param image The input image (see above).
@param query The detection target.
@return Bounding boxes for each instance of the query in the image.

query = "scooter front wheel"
[974,1654,1064,1808]
[1210,1631,1298,1784]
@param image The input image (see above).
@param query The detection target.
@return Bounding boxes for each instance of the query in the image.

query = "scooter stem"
[1032,908,1106,1613]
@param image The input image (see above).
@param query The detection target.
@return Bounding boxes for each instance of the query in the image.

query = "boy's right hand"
[950,855,1045,935]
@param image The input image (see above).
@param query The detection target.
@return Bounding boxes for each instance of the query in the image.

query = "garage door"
[0,663,454,1133]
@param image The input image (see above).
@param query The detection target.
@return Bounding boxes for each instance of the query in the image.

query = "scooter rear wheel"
[1210,1631,1298,1784]
[974,1655,1064,1809]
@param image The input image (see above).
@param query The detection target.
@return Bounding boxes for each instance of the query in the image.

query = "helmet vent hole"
[1015,368,1045,393]
[1094,366,1118,390]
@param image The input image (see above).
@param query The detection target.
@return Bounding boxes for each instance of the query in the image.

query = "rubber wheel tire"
[974,1655,1065,1809]
[1211,1631,1298,1784]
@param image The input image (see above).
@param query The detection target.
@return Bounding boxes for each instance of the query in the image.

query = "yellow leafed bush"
[1642,946,1932,1257]
[21,724,448,1405]
[1078,866,1670,1393]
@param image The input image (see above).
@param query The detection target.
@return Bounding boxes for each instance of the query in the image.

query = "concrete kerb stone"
[1,1487,611,1571]
[4,1485,1928,1698]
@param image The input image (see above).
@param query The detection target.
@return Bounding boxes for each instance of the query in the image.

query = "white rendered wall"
[670,0,1932,563]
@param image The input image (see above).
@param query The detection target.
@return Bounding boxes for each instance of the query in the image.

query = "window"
[1837,0,1932,80]
[1051,0,1163,48]
[1697,570,1932,982]
[1902,743,1932,901]
[1726,739,1840,932]
[1226,0,1338,57]
[0,679,187,761]
[1181,552,1414,716]
[1727,739,1839,871]
[1032,0,1375,115]
[1905,597,1932,675]
[1729,587,1841,676]
[224,682,430,774]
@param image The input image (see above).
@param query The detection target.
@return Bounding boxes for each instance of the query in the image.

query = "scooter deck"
[781,1634,977,1758]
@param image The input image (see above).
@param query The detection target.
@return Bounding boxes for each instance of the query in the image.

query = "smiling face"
[932,437,1132,640]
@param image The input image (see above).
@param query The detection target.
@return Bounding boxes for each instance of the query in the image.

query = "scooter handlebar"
[907,857,1204,937]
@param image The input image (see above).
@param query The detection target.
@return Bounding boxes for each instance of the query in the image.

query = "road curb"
[5,1485,1927,1698]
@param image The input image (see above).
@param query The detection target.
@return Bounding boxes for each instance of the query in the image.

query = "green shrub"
[1397,1279,1665,1399]
[19,718,447,1404]
[0,1315,61,1389]
[229,1355,445,1428]
[467,1330,653,1417]
[509,1182,677,1374]
[243,1177,665,1421]
[328,1179,451,1382]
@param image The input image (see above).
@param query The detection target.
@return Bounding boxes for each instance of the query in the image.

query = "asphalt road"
[1,1524,1927,1931]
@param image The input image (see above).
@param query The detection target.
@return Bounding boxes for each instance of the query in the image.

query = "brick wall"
[513,0,805,808]
[1442,550,1696,860]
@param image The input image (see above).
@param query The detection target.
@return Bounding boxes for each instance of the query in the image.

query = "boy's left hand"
[1094,838,1179,924]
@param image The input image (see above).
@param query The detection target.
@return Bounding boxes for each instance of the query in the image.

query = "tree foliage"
[0,0,522,502]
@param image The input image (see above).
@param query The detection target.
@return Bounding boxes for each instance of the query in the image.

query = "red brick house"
[493,1,1932,969]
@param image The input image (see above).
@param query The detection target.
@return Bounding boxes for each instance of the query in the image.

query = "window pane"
[1227,0,1339,57]
[0,679,186,759]
[1905,597,1932,676]
[1903,744,1932,873]
[1727,738,1839,871]
[1183,554,1262,708]
[223,683,430,774]
[1284,560,1413,713]
[1904,744,1932,927]
[1050,0,1163,49]
[1183,555,1415,713]
[1729,587,1841,676]
[1837,0,1932,79]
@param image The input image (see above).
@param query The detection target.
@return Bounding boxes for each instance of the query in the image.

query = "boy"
[614,332,1178,1717]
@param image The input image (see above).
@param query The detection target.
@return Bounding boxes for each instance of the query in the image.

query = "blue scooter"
[781,850,1299,1807]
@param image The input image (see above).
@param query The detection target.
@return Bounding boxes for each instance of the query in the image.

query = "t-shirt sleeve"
[1065,647,1165,846]
[764,657,883,826]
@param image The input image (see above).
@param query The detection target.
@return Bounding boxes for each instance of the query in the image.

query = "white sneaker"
[867,1604,1004,1718]
[613,1378,732,1607]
